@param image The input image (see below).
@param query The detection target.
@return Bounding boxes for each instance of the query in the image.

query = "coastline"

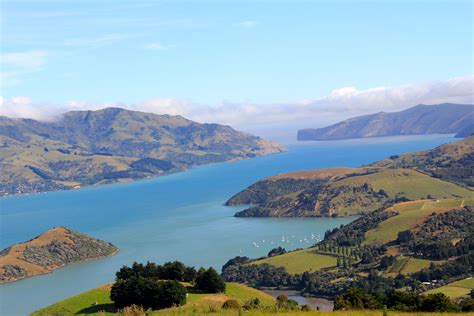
[0,249,120,285]
[0,149,287,200]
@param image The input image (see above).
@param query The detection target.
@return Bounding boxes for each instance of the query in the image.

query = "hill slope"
[0,227,118,283]
[32,282,275,315]
[371,136,474,186]
[0,108,285,196]
[226,137,473,217]
[297,103,473,141]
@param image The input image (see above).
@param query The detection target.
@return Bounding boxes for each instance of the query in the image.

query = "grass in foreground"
[32,283,274,316]
[425,278,474,299]
[252,248,337,274]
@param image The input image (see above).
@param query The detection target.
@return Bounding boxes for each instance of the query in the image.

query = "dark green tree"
[195,267,226,293]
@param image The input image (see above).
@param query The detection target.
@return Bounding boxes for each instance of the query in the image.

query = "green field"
[387,256,443,275]
[425,278,474,299]
[364,199,468,245]
[252,248,337,274]
[336,169,473,201]
[32,286,116,316]
[32,283,274,316]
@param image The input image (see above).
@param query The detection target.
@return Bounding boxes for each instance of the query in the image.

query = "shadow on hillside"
[76,303,116,314]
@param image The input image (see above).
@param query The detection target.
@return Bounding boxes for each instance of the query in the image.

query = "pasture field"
[336,169,472,201]
[364,199,469,245]
[425,278,474,299]
[252,248,337,274]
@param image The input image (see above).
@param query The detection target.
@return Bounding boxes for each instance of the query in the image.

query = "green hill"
[32,283,275,316]
[0,108,285,196]
[227,137,473,217]
[371,136,474,186]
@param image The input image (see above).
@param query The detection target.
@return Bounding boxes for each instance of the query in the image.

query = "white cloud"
[1,50,48,69]
[239,20,258,28]
[143,43,169,51]
[1,75,473,139]
[0,50,49,85]
[63,33,139,48]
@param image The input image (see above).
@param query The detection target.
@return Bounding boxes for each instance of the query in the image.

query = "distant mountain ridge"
[0,107,285,196]
[297,103,474,141]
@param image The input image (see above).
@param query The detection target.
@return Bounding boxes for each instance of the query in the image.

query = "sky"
[1,0,473,140]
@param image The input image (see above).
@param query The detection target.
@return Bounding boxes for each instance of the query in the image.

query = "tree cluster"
[335,286,468,312]
[110,261,226,310]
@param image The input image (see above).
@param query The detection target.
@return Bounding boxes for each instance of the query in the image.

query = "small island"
[0,227,118,283]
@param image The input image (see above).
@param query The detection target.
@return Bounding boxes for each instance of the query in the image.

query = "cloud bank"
[1,75,473,140]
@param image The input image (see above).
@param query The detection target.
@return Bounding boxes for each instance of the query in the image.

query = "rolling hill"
[32,282,275,315]
[297,103,473,141]
[371,136,474,186]
[226,137,473,217]
[0,107,285,196]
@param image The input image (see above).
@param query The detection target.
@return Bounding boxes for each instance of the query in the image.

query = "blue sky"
[2,0,472,103]
[1,1,473,139]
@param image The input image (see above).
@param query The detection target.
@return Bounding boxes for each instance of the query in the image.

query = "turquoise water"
[0,134,455,315]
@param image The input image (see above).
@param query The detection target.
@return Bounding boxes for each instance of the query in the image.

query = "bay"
[0,134,455,315]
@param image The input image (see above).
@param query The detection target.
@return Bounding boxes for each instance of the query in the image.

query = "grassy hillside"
[364,199,468,245]
[227,137,473,218]
[0,108,285,196]
[386,256,445,276]
[228,167,472,217]
[252,248,337,274]
[32,283,274,316]
[425,278,474,299]
[32,282,468,315]
[371,136,474,186]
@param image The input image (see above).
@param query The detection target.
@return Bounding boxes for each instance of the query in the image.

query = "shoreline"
[0,249,120,285]
[0,149,286,200]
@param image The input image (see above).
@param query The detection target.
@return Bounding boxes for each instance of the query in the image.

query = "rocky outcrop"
[0,227,118,283]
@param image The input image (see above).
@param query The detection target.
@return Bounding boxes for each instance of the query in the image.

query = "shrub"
[222,299,241,310]
[276,294,288,305]
[195,267,226,293]
[243,298,261,310]
[118,305,148,316]
[301,304,311,311]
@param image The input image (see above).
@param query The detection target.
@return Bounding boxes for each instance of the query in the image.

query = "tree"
[268,247,286,257]
[334,287,380,310]
[110,277,186,309]
[420,293,458,312]
[195,267,226,293]
[396,230,414,244]
[154,280,187,309]
[161,261,187,281]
